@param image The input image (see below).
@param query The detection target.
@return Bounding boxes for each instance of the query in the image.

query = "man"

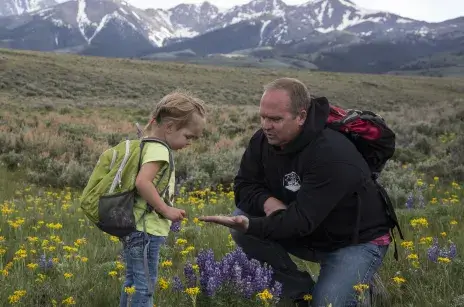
[200,78,395,307]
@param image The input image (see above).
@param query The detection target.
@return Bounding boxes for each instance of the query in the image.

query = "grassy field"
[0,48,463,306]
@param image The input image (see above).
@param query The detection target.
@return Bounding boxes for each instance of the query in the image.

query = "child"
[119,90,207,307]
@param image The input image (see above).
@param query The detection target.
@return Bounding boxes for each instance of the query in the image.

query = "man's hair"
[263,78,312,115]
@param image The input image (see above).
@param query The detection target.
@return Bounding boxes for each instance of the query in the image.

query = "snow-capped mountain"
[0,0,462,73]
[0,0,59,16]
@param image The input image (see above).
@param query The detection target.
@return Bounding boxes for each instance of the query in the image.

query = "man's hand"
[263,197,287,216]
[198,215,249,233]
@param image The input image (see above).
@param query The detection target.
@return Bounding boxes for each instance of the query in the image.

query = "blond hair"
[263,77,311,115]
[144,89,206,133]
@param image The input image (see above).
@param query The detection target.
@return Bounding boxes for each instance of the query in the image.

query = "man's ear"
[297,110,307,126]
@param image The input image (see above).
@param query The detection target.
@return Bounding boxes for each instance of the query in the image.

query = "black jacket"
[234,96,393,251]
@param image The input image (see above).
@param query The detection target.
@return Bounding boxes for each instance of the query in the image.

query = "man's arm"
[234,133,273,216]
[245,161,361,240]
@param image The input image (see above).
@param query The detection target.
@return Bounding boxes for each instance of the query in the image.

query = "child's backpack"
[325,103,404,260]
[80,137,174,238]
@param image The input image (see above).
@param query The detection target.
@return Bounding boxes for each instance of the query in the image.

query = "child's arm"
[135,161,186,222]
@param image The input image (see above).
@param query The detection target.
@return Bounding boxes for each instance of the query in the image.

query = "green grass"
[0,176,462,306]
[0,48,463,306]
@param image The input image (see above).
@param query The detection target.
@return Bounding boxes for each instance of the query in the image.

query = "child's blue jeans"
[119,231,165,307]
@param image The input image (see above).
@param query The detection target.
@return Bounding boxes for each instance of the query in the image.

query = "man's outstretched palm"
[198,215,249,232]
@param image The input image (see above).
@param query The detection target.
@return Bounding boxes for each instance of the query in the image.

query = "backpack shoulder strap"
[375,180,404,261]
[137,137,175,198]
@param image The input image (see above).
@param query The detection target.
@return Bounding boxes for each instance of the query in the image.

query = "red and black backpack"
[326,104,395,180]
[326,104,404,259]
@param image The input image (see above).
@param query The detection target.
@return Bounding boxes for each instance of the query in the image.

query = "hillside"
[388,51,464,77]
[1,50,464,307]
[0,48,463,207]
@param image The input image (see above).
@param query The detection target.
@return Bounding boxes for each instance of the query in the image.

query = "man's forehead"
[261,88,290,102]
[260,89,291,113]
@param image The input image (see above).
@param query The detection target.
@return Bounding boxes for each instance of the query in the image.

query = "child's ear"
[165,121,175,133]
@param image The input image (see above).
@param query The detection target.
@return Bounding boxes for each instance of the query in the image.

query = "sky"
[129,0,464,22]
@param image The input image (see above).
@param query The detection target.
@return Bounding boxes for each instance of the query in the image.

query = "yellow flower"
[419,237,433,245]
[392,276,406,285]
[440,232,447,237]
[410,218,428,228]
[46,222,63,230]
[158,278,169,290]
[257,289,274,302]
[407,254,418,260]
[437,257,451,264]
[125,286,136,295]
[185,287,200,296]
[8,290,26,304]
[176,238,188,245]
[35,274,46,283]
[303,294,312,301]
[115,261,124,270]
[161,260,173,268]
[353,283,369,293]
[62,297,76,305]
[450,220,458,226]
[64,272,73,279]
[74,238,87,246]
[27,263,39,270]
[27,236,39,243]
[401,241,414,250]
[108,271,118,277]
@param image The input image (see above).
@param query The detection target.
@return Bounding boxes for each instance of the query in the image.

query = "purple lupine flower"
[427,238,440,262]
[449,243,457,259]
[427,238,458,262]
[184,261,197,288]
[242,278,255,299]
[196,249,223,296]
[271,281,283,300]
[232,263,242,285]
[205,274,222,296]
[194,247,283,301]
[172,276,184,291]
[39,253,53,270]
[170,221,181,233]
[405,192,414,209]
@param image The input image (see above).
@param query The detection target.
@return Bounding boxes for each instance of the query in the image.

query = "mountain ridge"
[0,0,462,75]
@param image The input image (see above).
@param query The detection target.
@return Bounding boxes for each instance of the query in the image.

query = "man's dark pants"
[230,208,389,307]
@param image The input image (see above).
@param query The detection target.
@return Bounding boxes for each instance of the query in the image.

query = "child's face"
[166,113,205,150]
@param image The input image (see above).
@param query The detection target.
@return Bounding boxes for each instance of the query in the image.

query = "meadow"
[0,48,463,306]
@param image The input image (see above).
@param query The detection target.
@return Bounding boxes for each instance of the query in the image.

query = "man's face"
[259,89,306,147]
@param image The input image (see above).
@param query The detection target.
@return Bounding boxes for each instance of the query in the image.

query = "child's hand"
[162,207,187,222]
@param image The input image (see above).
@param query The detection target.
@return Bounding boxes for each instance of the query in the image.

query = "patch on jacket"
[283,171,301,192]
